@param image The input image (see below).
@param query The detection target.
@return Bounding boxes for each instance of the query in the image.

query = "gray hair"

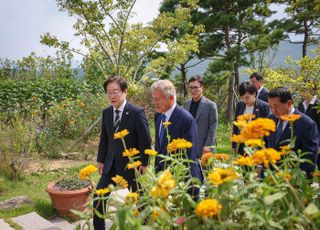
[150,80,176,101]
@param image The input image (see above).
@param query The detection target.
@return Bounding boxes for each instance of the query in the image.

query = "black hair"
[103,76,128,92]
[249,72,264,81]
[268,87,292,103]
[239,81,257,96]
[188,75,204,86]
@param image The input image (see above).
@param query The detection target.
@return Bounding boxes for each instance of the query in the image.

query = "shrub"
[0,115,37,179]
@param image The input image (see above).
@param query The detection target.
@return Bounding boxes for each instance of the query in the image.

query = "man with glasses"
[183,75,218,155]
[94,76,152,230]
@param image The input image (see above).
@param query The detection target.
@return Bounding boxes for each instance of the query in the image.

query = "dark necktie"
[114,109,120,132]
[159,114,167,147]
[275,120,283,144]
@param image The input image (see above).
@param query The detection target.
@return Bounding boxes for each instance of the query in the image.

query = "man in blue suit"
[151,80,203,196]
[266,87,319,179]
[94,76,152,230]
[250,72,269,103]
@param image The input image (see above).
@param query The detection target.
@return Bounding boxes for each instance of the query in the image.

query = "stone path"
[0,189,128,229]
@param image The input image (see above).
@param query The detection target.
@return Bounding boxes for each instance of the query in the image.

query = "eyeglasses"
[106,90,121,96]
[188,86,201,91]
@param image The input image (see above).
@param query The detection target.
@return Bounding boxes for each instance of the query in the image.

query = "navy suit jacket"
[297,99,320,135]
[266,110,319,179]
[232,99,270,152]
[97,102,152,181]
[257,87,269,103]
[154,105,203,183]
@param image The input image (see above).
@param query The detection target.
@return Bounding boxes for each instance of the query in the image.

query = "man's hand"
[138,165,147,175]
[97,162,104,175]
[202,146,212,153]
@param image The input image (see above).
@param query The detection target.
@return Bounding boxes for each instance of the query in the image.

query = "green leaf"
[263,192,286,205]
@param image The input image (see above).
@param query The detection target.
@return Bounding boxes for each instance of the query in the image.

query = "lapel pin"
[126,112,129,115]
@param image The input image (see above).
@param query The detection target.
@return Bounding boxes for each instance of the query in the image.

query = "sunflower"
[127,160,142,169]
[208,168,239,186]
[96,188,110,196]
[252,148,281,167]
[122,148,140,157]
[125,192,139,204]
[79,164,97,180]
[114,129,129,139]
[280,114,301,122]
[150,170,176,198]
[233,156,256,166]
[200,152,215,167]
[111,175,128,188]
[167,138,192,152]
[144,149,158,156]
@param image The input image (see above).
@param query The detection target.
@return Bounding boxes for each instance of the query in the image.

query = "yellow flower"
[144,149,158,156]
[280,114,301,122]
[150,170,176,198]
[79,164,97,180]
[212,153,229,161]
[151,210,160,220]
[122,148,140,157]
[167,138,192,152]
[127,160,142,169]
[114,129,129,139]
[245,139,265,148]
[312,171,320,177]
[96,188,110,196]
[237,114,256,121]
[276,172,291,181]
[201,152,215,167]
[125,192,139,204]
[280,145,292,155]
[208,168,239,186]
[233,156,256,166]
[195,199,222,218]
[233,120,248,129]
[132,209,139,217]
[111,175,128,188]
[162,121,171,127]
[231,134,246,144]
[252,148,281,167]
[241,118,276,140]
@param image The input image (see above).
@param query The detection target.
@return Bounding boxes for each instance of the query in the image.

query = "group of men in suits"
[94,76,217,230]
[94,74,319,229]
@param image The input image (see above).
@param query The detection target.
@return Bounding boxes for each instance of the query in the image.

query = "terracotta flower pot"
[46,181,92,219]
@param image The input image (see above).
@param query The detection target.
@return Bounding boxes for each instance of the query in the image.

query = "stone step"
[0,219,15,230]
[48,217,74,230]
[11,212,61,230]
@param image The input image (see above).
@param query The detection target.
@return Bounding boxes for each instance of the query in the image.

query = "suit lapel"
[195,97,205,121]
[185,100,191,111]
[118,103,130,131]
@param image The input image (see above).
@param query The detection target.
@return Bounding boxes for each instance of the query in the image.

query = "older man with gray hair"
[151,80,203,197]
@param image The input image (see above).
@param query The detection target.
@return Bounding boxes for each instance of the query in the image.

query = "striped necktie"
[114,109,121,132]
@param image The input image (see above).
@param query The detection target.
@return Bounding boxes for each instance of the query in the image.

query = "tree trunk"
[180,63,188,97]
[303,20,308,58]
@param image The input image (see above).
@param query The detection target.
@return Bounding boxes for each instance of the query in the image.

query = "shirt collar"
[163,103,177,121]
[257,86,264,94]
[113,99,126,113]
[310,96,317,105]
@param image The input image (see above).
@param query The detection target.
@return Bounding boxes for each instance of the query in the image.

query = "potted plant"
[46,164,97,219]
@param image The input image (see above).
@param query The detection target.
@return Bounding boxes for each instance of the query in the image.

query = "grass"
[0,122,232,220]
[0,163,98,219]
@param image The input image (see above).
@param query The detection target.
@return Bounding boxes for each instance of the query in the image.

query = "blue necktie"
[159,114,166,147]
[275,120,283,144]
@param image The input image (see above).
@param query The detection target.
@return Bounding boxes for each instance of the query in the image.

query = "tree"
[193,0,285,121]
[41,0,201,83]
[284,0,320,57]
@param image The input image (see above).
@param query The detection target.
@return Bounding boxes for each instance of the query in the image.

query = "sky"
[0,0,162,61]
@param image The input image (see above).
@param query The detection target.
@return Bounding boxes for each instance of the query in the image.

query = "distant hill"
[174,41,318,81]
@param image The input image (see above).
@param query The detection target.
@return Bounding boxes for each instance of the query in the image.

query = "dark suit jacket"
[257,87,269,103]
[183,97,218,153]
[297,99,320,134]
[97,102,152,182]
[232,99,270,153]
[154,105,203,183]
[266,110,319,179]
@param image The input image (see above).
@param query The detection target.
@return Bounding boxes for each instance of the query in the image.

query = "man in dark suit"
[184,75,218,155]
[250,72,269,103]
[151,80,203,196]
[94,76,152,230]
[266,87,319,179]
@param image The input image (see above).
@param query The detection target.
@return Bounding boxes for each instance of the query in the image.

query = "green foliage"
[0,115,36,179]
[54,177,91,191]
[0,79,103,116]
